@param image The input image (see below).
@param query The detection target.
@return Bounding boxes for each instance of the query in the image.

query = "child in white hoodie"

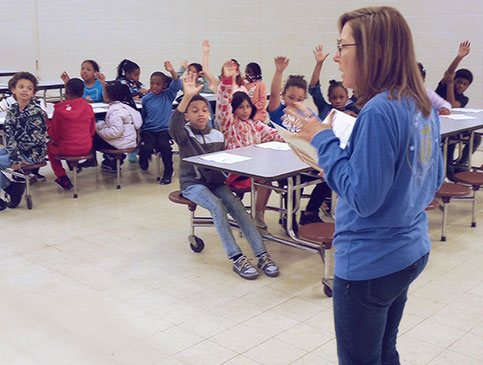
[83,82,142,172]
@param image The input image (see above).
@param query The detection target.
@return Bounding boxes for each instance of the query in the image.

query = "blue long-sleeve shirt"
[311,91,443,280]
[141,78,182,132]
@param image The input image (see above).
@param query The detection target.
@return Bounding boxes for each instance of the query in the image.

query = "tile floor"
[0,152,482,365]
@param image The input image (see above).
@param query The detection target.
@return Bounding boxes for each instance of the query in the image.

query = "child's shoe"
[128,152,137,164]
[55,175,73,191]
[79,159,98,168]
[5,181,26,208]
[257,252,279,277]
[161,170,173,185]
[139,156,149,171]
[299,210,323,226]
[101,159,117,173]
[232,255,259,280]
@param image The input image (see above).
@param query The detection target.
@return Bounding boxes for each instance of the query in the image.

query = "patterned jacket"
[4,100,47,165]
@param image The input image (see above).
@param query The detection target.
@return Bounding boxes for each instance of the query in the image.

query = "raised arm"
[309,45,329,87]
[215,61,236,137]
[202,40,220,92]
[268,56,289,112]
[446,41,471,76]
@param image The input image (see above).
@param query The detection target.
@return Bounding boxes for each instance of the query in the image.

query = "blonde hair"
[339,7,432,117]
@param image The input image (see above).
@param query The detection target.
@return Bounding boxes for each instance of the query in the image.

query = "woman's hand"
[284,103,333,142]
[274,56,289,72]
[182,72,203,97]
[313,45,329,64]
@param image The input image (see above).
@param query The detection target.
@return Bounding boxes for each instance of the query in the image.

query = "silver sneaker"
[233,255,259,280]
[257,253,279,277]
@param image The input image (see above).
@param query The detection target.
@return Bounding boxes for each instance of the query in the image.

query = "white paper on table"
[200,152,252,164]
[93,108,108,113]
[90,102,109,108]
[255,141,291,151]
[321,109,357,149]
[443,114,476,120]
[451,108,483,113]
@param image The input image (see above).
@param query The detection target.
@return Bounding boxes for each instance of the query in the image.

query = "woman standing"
[286,7,444,364]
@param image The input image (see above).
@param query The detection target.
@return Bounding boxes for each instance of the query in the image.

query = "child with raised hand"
[177,60,212,94]
[0,72,47,210]
[86,82,142,172]
[139,61,181,184]
[202,40,247,94]
[435,41,472,108]
[267,56,307,126]
[217,60,282,231]
[47,78,96,190]
[60,60,105,103]
[116,59,149,100]
[170,71,279,280]
[309,45,359,119]
[245,62,268,123]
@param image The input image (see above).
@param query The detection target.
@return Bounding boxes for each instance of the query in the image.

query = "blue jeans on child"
[182,184,266,259]
[0,148,12,190]
[333,253,429,365]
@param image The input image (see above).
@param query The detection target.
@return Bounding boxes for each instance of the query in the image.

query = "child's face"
[81,62,96,82]
[126,69,141,82]
[329,86,349,110]
[185,100,210,129]
[245,67,254,78]
[234,100,252,121]
[282,86,306,107]
[150,76,165,95]
[454,78,470,95]
[188,66,200,79]
[12,79,35,104]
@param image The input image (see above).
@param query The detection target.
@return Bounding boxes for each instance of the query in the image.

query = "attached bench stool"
[100,147,136,189]
[54,154,93,198]
[435,182,471,241]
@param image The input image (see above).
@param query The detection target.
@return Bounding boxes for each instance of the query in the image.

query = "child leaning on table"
[0,72,47,211]
[169,72,279,280]
[47,78,96,191]
[60,59,105,103]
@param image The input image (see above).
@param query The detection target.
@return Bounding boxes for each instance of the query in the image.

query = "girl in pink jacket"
[216,61,282,231]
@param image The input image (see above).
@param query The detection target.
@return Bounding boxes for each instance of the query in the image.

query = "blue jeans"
[333,253,429,365]
[0,148,12,191]
[182,184,266,259]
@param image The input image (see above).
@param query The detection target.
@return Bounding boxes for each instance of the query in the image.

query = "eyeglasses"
[336,43,357,55]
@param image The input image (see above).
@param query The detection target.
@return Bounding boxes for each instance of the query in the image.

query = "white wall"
[2,0,482,106]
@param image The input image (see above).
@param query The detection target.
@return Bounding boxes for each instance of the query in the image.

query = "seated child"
[84,82,142,172]
[139,61,181,184]
[217,60,283,230]
[116,59,148,99]
[169,72,279,280]
[418,62,451,115]
[47,78,96,190]
[245,62,268,123]
[178,60,213,94]
[60,60,105,103]
[308,45,359,119]
[0,72,47,210]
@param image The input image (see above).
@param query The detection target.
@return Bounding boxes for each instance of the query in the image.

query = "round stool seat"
[169,190,197,211]
[298,222,335,249]
[436,182,471,198]
[425,198,440,211]
[455,171,483,188]
[54,154,93,161]
[21,161,47,171]
[100,148,136,157]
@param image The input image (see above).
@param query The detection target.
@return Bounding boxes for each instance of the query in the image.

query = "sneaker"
[0,198,7,211]
[101,164,117,173]
[232,255,259,280]
[128,152,137,164]
[139,156,149,171]
[79,159,98,168]
[161,170,173,185]
[5,181,25,208]
[299,210,323,225]
[33,172,46,182]
[255,210,268,231]
[55,175,73,191]
[257,252,279,277]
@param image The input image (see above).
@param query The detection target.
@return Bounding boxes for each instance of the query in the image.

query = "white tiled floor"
[1,152,482,364]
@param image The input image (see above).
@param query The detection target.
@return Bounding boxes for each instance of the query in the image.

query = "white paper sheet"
[200,152,252,164]
[451,108,483,113]
[90,102,109,108]
[443,114,476,120]
[93,108,108,114]
[321,109,357,149]
[254,141,292,151]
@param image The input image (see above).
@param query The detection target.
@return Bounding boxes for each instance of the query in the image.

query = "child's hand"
[60,71,70,83]
[274,56,289,72]
[164,61,174,73]
[182,72,203,97]
[438,107,451,115]
[313,45,329,63]
[202,40,211,54]
[10,162,22,171]
[139,88,149,95]
[458,40,471,58]
[222,61,236,79]
[181,60,189,69]
[95,72,106,85]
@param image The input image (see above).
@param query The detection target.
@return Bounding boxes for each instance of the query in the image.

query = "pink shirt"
[245,80,268,122]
